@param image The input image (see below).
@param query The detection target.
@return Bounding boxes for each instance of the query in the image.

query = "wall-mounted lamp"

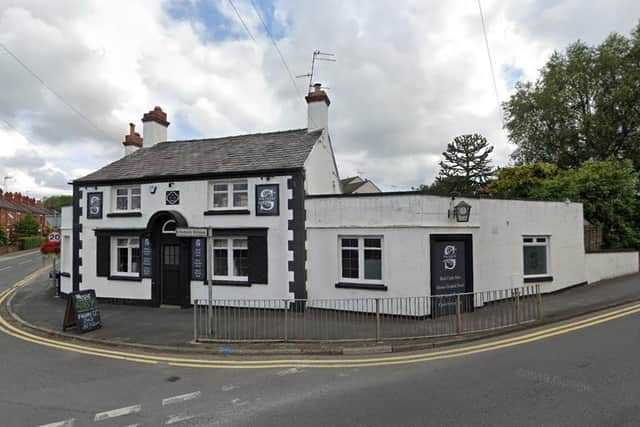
[168,182,175,188]
[448,200,471,222]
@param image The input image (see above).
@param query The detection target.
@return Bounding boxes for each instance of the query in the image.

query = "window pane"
[131,187,141,195]
[117,247,128,272]
[233,238,247,248]
[536,237,547,243]
[233,191,248,207]
[131,247,140,273]
[233,182,248,191]
[116,196,128,210]
[364,238,381,248]
[523,237,533,243]
[213,192,228,208]
[213,183,228,192]
[233,249,248,277]
[116,189,128,196]
[524,246,547,276]
[117,238,128,247]
[341,249,359,279]
[130,238,139,247]
[213,239,227,248]
[131,195,141,210]
[341,238,358,248]
[364,249,382,280]
[214,249,228,276]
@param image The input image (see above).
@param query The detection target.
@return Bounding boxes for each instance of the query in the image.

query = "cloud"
[0,0,638,197]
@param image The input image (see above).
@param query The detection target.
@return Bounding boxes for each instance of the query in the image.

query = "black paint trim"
[108,275,143,282]
[75,167,303,186]
[97,297,154,306]
[207,280,252,287]
[60,272,71,277]
[94,228,147,235]
[204,209,250,216]
[524,275,554,283]
[72,186,81,292]
[288,172,307,299]
[210,228,268,237]
[106,212,143,218]
[335,282,388,291]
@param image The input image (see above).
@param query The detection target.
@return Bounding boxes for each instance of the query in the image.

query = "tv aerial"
[296,50,336,93]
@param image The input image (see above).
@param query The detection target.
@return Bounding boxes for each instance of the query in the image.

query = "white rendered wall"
[142,121,167,147]
[60,206,73,294]
[77,175,293,302]
[585,252,639,283]
[306,194,586,303]
[303,131,341,195]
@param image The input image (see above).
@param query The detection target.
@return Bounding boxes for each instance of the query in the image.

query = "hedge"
[18,236,46,250]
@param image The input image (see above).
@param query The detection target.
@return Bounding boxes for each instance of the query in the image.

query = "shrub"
[18,236,46,250]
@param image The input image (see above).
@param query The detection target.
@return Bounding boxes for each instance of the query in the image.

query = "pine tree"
[434,134,495,194]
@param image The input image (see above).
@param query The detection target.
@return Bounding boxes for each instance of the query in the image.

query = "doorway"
[161,243,182,305]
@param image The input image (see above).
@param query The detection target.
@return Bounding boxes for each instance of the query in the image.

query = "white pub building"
[59,85,638,309]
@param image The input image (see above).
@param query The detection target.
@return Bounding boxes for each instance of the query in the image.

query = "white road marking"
[166,414,196,425]
[123,425,139,427]
[37,419,75,427]
[162,391,201,406]
[221,385,235,392]
[93,404,141,422]
[231,398,248,407]
[276,367,303,376]
[18,259,32,265]
[0,266,11,271]
[0,249,40,263]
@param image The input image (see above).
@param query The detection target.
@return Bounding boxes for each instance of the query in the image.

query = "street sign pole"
[207,229,213,336]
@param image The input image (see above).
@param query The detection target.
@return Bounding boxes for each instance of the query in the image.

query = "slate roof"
[76,128,322,183]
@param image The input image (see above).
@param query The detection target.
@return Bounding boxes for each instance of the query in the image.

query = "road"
[1,250,640,426]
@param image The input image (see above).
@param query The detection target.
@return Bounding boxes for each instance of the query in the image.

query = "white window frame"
[111,236,140,277]
[210,179,249,210]
[212,237,249,281]
[522,235,551,278]
[338,236,384,284]
[113,186,141,212]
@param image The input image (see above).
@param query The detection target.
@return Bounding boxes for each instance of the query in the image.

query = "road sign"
[175,227,209,238]
[48,232,61,242]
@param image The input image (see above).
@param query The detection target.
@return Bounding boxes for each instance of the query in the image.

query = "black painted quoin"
[430,234,474,316]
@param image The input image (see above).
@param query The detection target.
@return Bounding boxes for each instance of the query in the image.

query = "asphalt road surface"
[1,250,640,426]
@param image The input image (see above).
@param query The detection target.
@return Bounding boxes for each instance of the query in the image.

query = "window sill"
[335,282,388,291]
[204,209,250,216]
[108,275,142,282]
[106,212,143,218]
[524,275,553,283]
[207,280,252,287]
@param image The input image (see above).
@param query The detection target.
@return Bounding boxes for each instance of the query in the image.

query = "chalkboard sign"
[63,289,102,332]
[87,192,103,219]
[255,184,279,216]
[430,236,473,316]
[191,238,206,281]
[141,237,152,278]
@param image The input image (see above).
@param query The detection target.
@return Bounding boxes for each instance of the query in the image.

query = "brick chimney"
[123,123,143,156]
[305,83,330,132]
[141,106,169,148]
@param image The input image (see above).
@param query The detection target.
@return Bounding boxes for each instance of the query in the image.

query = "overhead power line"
[227,0,257,42]
[476,0,503,125]
[0,42,117,140]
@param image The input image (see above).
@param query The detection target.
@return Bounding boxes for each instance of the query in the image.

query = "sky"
[0,0,639,197]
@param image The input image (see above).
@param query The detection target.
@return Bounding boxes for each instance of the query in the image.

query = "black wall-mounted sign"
[430,234,473,316]
[191,237,206,281]
[166,190,180,205]
[63,289,101,332]
[86,192,103,219]
[141,237,153,278]
[255,184,279,216]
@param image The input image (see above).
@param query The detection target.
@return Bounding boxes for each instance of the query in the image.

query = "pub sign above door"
[255,184,279,216]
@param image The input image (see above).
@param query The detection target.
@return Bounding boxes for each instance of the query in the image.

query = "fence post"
[515,288,521,325]
[283,300,288,342]
[456,295,462,334]
[536,284,543,320]
[193,301,198,343]
[375,298,381,342]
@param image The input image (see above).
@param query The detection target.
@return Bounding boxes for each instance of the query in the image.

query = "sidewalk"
[7,272,640,353]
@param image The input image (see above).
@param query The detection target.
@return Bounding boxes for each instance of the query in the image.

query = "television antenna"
[2,175,14,192]
[296,50,336,93]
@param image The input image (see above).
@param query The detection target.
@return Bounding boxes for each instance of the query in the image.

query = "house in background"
[59,84,638,311]
[340,176,381,194]
[0,190,51,241]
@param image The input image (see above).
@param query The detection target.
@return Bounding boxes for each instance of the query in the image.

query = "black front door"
[161,243,181,305]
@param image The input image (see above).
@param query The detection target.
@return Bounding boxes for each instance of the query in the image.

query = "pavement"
[2,250,640,425]
[5,258,640,355]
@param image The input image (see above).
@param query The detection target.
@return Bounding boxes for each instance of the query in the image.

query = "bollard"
[375,298,381,342]
[456,295,462,334]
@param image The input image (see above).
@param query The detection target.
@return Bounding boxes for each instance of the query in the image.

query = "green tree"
[42,195,73,212]
[432,133,495,194]
[0,226,7,246]
[14,213,41,236]
[504,24,640,168]
[490,160,640,248]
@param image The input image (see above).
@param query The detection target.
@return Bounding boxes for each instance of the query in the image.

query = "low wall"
[585,251,639,283]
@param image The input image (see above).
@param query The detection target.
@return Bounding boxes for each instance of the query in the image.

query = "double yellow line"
[1,272,640,369]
